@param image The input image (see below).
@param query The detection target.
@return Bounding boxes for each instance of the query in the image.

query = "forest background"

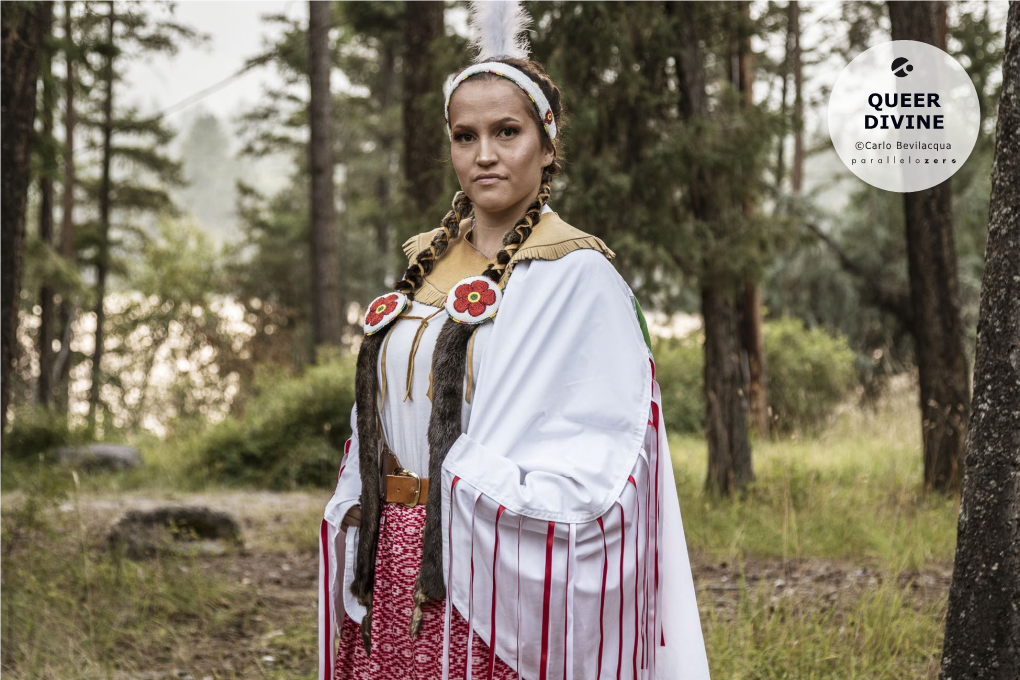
[2,1,1016,679]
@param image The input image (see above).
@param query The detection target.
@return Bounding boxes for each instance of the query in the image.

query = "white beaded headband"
[443,1,557,142]
[444,62,557,141]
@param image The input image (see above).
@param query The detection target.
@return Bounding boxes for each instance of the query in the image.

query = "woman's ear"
[541,143,555,170]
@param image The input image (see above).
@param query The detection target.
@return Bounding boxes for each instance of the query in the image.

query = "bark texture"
[939,4,1020,677]
[888,0,972,493]
[2,1,53,429]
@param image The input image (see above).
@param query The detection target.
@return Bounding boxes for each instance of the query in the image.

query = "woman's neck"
[468,192,541,260]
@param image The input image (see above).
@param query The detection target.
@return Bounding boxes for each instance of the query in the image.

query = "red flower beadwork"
[544,109,553,124]
[366,293,399,327]
[453,280,497,317]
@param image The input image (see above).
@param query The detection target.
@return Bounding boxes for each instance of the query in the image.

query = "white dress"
[318,203,711,680]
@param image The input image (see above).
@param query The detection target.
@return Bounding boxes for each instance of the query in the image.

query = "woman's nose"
[477,135,497,165]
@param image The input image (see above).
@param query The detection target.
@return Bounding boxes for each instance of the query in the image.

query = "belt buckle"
[393,467,421,507]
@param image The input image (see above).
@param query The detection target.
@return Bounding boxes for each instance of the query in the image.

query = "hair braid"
[481,167,553,285]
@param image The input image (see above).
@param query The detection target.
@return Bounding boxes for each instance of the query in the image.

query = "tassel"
[360,594,373,656]
[410,579,428,637]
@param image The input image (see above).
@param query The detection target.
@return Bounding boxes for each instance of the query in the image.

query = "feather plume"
[467,0,532,63]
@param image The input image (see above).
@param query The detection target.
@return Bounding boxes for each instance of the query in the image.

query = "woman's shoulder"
[508,211,615,266]
[401,225,452,264]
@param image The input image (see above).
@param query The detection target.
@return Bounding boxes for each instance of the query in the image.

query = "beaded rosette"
[444,275,502,325]
[363,292,409,335]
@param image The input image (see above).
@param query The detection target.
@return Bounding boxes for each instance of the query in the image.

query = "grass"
[672,376,959,572]
[1,376,956,679]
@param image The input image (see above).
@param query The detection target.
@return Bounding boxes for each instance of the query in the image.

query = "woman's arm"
[319,403,363,680]
[436,251,710,680]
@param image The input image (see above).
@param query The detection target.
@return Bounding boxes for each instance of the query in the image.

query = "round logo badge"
[445,276,501,325]
[363,292,409,335]
[828,40,980,192]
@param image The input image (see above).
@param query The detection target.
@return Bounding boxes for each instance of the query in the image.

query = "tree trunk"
[2,1,53,430]
[402,1,445,217]
[703,284,755,494]
[671,0,754,496]
[375,41,396,272]
[307,0,344,357]
[88,2,115,432]
[939,4,1020,676]
[37,14,56,408]
[888,1,971,494]
[55,0,78,416]
[790,0,804,194]
[731,2,769,437]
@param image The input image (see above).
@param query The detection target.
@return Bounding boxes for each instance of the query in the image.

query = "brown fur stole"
[410,319,477,635]
[350,323,392,655]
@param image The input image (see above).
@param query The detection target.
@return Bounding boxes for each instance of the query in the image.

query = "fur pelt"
[350,323,394,655]
[410,318,477,636]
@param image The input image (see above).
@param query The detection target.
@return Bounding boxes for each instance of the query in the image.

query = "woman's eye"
[498,127,518,138]
[454,132,473,142]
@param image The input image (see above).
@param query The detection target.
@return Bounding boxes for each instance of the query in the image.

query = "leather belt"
[386,470,429,507]
[381,444,429,507]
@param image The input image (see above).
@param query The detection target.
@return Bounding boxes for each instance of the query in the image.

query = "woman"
[319,4,710,680]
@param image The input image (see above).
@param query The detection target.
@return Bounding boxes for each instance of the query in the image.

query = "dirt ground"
[46,490,951,679]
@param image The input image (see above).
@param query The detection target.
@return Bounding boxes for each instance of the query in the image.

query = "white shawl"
[319,248,710,680]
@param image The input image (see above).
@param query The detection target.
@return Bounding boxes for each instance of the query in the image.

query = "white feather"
[467,0,532,63]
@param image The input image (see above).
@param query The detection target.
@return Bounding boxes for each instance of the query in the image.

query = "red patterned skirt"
[333,503,518,680]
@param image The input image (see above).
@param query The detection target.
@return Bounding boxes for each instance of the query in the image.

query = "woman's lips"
[475,177,503,185]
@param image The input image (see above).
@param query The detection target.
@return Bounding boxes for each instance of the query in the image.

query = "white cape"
[319,249,710,680]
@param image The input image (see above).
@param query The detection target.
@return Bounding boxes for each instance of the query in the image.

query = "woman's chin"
[469,193,519,214]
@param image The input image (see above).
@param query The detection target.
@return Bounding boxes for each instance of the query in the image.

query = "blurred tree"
[888,0,970,494]
[2,0,53,431]
[730,1,771,437]
[177,112,244,244]
[35,6,59,411]
[81,1,204,435]
[402,1,445,221]
[940,2,1020,673]
[307,0,344,356]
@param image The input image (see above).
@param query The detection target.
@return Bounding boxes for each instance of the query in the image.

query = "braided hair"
[394,57,565,297]
[353,57,567,653]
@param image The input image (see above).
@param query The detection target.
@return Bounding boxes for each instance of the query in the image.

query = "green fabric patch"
[632,295,653,353]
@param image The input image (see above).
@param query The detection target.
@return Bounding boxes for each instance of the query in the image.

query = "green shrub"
[764,316,857,435]
[652,315,856,436]
[650,335,705,435]
[2,405,80,461]
[191,356,357,489]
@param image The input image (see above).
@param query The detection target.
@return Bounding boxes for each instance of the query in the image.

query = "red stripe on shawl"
[563,526,571,680]
[597,517,608,679]
[628,475,639,679]
[617,505,625,680]
[539,521,555,680]
[651,399,661,648]
[488,505,507,680]
[319,518,332,680]
[336,438,352,483]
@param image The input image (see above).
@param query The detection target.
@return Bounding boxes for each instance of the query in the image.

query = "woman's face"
[448,78,554,216]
